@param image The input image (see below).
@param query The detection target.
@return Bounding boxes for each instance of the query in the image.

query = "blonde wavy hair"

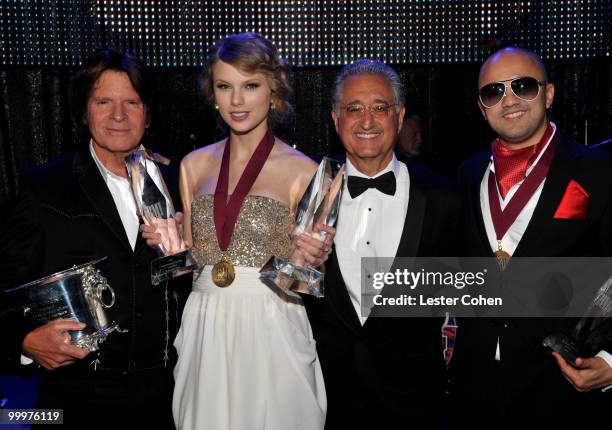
[201,32,293,126]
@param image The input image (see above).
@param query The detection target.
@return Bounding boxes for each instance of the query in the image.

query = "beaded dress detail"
[190,194,292,267]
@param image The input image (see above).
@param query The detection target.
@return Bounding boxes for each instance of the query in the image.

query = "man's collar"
[345,153,399,179]
[89,140,142,182]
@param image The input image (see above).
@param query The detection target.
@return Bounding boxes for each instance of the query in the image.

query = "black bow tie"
[347,171,396,198]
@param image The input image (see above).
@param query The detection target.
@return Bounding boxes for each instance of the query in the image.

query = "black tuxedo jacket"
[302,162,461,429]
[0,145,190,374]
[453,132,612,427]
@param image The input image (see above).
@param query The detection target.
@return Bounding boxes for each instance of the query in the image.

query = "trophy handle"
[96,282,116,308]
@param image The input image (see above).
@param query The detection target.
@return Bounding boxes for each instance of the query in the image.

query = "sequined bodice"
[191,195,293,267]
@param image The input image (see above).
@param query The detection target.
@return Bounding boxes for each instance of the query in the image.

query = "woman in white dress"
[170,33,329,430]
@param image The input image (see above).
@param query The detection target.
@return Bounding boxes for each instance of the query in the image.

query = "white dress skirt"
[172,266,327,430]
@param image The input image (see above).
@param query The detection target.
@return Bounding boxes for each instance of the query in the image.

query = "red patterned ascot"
[491,123,554,199]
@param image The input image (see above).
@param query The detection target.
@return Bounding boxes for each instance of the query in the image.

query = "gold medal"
[495,241,511,271]
[212,255,235,287]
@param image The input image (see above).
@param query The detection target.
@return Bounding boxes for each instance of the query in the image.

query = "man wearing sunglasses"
[452,47,612,426]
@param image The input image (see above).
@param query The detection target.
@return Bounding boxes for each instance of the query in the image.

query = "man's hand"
[552,351,612,391]
[140,212,185,255]
[294,223,336,267]
[22,319,90,370]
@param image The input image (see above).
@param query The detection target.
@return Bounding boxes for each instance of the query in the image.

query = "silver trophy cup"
[7,257,120,351]
[126,149,199,285]
[260,157,344,297]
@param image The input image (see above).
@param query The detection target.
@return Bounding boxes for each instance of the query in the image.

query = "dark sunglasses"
[478,76,547,108]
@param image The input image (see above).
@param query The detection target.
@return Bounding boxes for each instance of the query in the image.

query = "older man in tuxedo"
[452,47,612,427]
[301,59,461,429]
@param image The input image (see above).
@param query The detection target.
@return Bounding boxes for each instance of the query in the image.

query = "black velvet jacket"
[0,145,190,373]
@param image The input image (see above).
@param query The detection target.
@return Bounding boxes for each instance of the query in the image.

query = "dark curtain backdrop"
[1,59,611,213]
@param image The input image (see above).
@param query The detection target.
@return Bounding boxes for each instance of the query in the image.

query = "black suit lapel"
[514,135,575,256]
[133,228,149,256]
[470,153,494,256]
[394,163,425,258]
[326,249,363,333]
[75,148,133,253]
[365,163,424,326]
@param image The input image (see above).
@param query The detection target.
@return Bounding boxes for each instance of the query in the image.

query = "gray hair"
[332,59,404,113]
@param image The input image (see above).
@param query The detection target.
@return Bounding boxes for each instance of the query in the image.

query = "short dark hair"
[71,48,151,130]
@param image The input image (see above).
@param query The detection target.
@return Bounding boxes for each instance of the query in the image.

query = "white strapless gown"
[172,195,326,430]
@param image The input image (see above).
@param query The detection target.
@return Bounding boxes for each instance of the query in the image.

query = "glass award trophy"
[543,275,612,365]
[260,157,344,297]
[126,149,199,285]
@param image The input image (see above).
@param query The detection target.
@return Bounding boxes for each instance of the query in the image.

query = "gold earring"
[214,103,219,110]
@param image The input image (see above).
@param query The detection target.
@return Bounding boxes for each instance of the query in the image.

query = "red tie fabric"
[491,123,554,199]
[442,314,457,366]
